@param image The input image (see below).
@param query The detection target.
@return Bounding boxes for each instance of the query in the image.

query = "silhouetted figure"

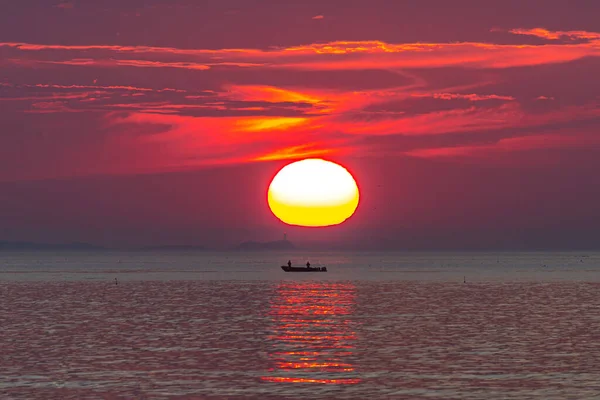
[306,261,311,269]
[463,276,466,284]
[115,278,118,286]
[288,260,292,267]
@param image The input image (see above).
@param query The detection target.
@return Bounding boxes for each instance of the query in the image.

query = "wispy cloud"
[508,28,600,41]
[406,132,600,159]
[1,27,599,179]
[2,27,599,73]
[253,143,335,161]
[412,93,516,101]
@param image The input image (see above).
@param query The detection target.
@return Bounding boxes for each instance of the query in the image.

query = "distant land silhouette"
[141,245,207,251]
[0,240,298,252]
[4,237,592,252]
[0,241,104,251]
[235,239,295,251]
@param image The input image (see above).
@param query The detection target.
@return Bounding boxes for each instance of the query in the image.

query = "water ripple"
[1,280,600,398]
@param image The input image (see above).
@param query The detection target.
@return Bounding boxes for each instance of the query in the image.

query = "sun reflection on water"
[261,282,361,385]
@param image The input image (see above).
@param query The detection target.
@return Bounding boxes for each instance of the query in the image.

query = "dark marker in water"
[115,278,118,285]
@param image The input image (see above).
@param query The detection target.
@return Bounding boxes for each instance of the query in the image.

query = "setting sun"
[268,159,360,227]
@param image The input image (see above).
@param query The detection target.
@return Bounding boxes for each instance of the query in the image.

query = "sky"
[1,0,599,250]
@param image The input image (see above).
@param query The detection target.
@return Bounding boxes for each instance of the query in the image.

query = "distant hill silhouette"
[141,245,207,251]
[0,241,104,251]
[235,239,295,251]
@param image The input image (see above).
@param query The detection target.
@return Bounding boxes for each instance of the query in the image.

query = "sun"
[268,158,360,227]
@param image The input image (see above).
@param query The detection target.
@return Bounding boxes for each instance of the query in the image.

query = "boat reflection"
[261,282,361,385]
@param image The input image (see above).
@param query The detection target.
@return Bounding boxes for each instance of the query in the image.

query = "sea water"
[1,251,600,399]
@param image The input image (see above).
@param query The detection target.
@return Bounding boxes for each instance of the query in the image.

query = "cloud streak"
[2,27,599,73]
[508,28,600,41]
[1,27,599,180]
[406,132,600,159]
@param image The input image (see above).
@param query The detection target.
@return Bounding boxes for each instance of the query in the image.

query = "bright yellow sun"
[268,158,360,227]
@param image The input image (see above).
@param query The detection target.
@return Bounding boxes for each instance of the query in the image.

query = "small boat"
[281,265,327,272]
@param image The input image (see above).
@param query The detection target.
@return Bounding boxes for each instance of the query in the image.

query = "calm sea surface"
[1,251,600,399]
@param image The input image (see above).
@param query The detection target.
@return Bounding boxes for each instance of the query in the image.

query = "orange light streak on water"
[261,282,361,385]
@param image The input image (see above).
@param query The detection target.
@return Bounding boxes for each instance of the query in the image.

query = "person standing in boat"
[287,260,292,268]
[306,261,311,269]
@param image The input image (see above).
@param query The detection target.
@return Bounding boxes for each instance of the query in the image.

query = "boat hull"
[281,266,327,272]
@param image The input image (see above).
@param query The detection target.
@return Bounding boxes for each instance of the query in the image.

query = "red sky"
[1,0,599,249]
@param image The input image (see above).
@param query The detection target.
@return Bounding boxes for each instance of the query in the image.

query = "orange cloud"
[113,59,212,70]
[0,42,260,56]
[222,85,337,114]
[508,28,600,41]
[277,42,600,70]
[412,93,516,101]
[0,91,96,102]
[2,27,599,179]
[9,58,213,70]
[103,110,336,172]
[2,27,599,73]
[234,117,309,132]
[225,85,322,105]
[253,143,335,161]
[27,83,185,93]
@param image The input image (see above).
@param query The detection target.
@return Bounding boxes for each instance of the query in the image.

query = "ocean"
[1,251,600,399]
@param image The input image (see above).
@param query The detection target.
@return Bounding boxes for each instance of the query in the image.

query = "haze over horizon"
[1,0,599,250]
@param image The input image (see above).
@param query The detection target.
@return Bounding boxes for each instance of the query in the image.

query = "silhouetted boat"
[281,265,327,272]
